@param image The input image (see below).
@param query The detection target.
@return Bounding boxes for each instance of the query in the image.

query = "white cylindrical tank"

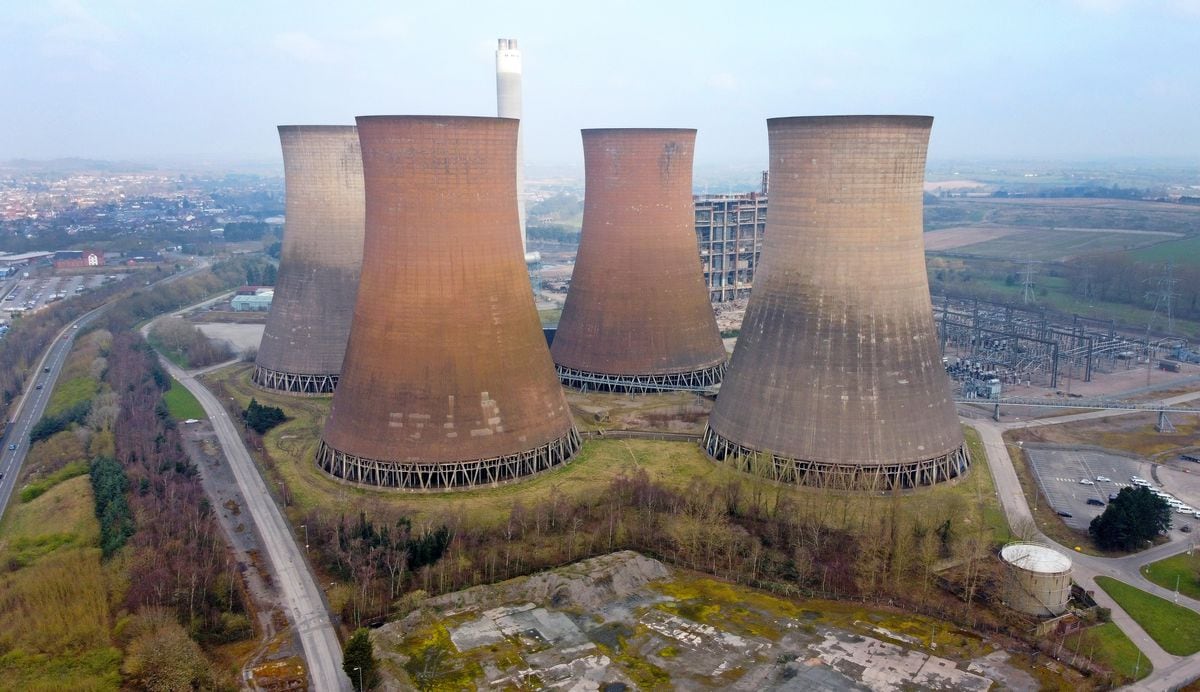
[1000,542,1073,616]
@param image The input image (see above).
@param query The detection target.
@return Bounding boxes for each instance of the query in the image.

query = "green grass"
[1063,621,1151,682]
[944,229,1164,261]
[18,460,88,503]
[1094,576,1200,655]
[163,377,205,421]
[44,376,100,420]
[145,333,189,368]
[1141,551,1200,601]
[1131,235,1200,268]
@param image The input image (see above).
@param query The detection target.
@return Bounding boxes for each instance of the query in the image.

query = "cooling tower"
[552,128,727,392]
[317,116,581,490]
[253,126,364,395]
[703,115,969,490]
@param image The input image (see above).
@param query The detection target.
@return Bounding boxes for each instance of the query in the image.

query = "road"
[153,339,349,691]
[966,389,1200,689]
[0,308,107,521]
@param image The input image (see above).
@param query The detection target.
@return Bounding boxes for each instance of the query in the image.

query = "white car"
[1079,478,1095,485]
[1095,476,1111,482]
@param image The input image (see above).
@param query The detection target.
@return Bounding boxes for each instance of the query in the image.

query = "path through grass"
[1095,576,1200,656]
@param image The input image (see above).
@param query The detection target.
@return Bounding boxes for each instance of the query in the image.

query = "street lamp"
[354,666,362,691]
[300,523,309,551]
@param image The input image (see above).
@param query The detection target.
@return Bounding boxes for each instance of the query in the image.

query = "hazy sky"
[1,0,1198,168]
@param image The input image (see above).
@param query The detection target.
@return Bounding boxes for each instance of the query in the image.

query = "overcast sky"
[1,0,1197,168]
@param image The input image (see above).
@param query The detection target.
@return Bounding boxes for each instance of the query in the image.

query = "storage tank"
[703,115,968,490]
[1000,542,1073,616]
[551,128,727,392]
[253,125,364,395]
[317,116,580,490]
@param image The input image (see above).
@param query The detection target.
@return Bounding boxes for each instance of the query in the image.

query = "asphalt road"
[157,352,349,691]
[0,307,107,522]
[966,389,1200,689]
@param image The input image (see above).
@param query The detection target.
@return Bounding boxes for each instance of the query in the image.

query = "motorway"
[152,337,349,690]
[0,307,109,523]
[966,388,1200,690]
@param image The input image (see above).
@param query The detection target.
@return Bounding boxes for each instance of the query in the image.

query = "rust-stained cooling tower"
[317,116,581,490]
[703,115,968,490]
[552,129,727,392]
[253,126,364,395]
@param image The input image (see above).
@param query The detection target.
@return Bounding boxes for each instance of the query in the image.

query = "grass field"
[1094,576,1200,656]
[163,376,205,421]
[43,376,100,420]
[1131,235,1200,268]
[1063,621,1151,683]
[936,228,1169,261]
[202,364,1009,545]
[0,476,121,690]
[1141,551,1200,601]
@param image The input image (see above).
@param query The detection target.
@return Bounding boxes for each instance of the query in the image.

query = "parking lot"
[2,273,124,317]
[1026,447,1198,533]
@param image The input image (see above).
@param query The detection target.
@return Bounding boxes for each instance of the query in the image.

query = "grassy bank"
[163,376,205,421]
[1095,576,1200,656]
[1063,621,1151,683]
[1141,551,1200,601]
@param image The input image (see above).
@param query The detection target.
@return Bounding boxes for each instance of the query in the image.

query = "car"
[1079,478,1095,485]
[7,443,16,450]
[35,384,42,390]
[1095,475,1111,482]
[1183,525,1194,533]
[1086,498,1105,506]
[1109,493,1119,501]
[1056,510,1073,518]
[72,324,79,329]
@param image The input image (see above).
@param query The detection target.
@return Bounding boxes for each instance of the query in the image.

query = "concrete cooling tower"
[703,115,969,490]
[552,128,727,392]
[253,125,364,395]
[317,116,581,490]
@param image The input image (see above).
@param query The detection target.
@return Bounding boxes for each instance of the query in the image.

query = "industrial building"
[552,129,727,392]
[231,288,274,312]
[52,250,103,269]
[253,126,365,395]
[317,116,580,490]
[695,182,767,302]
[704,116,969,490]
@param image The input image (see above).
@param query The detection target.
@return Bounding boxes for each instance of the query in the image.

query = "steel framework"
[317,428,581,491]
[703,426,970,491]
[252,365,337,396]
[555,362,726,394]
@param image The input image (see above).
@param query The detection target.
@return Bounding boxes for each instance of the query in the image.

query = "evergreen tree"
[1089,486,1171,551]
[343,628,379,691]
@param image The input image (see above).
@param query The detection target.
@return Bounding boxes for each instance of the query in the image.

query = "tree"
[243,398,287,433]
[1089,486,1171,551]
[343,628,379,691]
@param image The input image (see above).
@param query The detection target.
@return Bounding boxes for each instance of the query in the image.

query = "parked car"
[1095,476,1111,482]
[1057,510,1073,517]
[1182,525,1193,533]
[1079,478,1095,485]
[1086,498,1105,506]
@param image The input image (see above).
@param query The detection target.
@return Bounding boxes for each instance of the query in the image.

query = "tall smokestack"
[552,128,727,392]
[317,116,580,490]
[254,126,364,395]
[703,115,969,490]
[496,38,526,257]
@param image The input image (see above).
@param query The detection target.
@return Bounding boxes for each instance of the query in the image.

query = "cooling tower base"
[702,426,970,491]
[252,365,339,396]
[556,362,726,394]
[316,427,583,491]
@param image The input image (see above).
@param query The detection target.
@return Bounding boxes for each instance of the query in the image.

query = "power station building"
[704,115,969,490]
[317,116,580,490]
[695,186,767,303]
[552,129,727,392]
[253,126,365,395]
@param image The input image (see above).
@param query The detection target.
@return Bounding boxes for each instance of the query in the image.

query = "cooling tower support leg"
[701,426,971,491]
[555,362,727,394]
[253,365,339,396]
[994,402,1001,422]
[1157,410,1175,433]
[315,427,583,490]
